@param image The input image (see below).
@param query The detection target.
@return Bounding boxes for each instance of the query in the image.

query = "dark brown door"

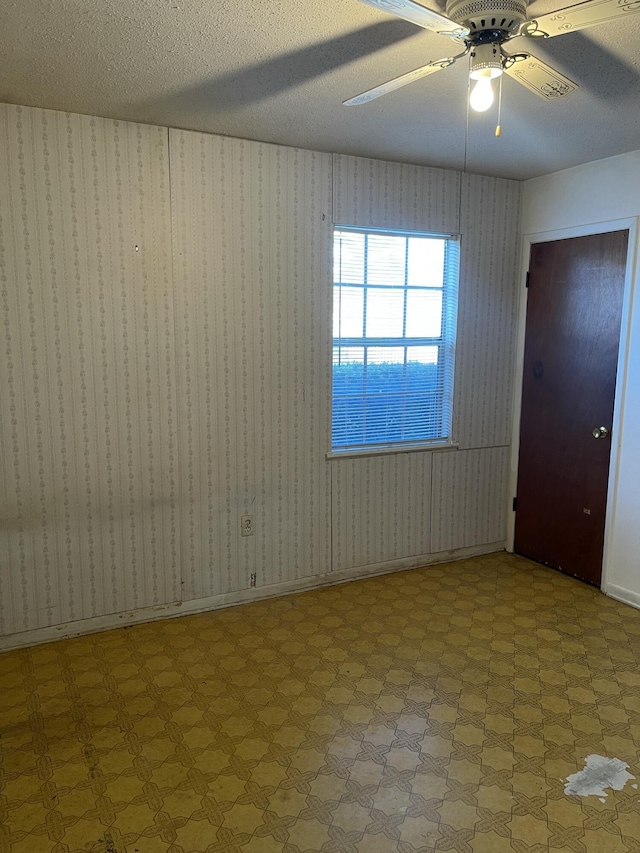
[515,230,628,586]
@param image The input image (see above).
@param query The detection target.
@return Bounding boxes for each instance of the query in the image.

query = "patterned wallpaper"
[331,453,433,572]
[0,104,521,642]
[455,174,522,450]
[0,105,178,637]
[332,154,461,235]
[170,130,333,600]
[331,156,520,565]
[431,447,511,553]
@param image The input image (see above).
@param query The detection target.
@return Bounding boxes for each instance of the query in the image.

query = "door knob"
[592,426,609,439]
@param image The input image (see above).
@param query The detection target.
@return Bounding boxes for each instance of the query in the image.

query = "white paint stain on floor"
[565,755,635,798]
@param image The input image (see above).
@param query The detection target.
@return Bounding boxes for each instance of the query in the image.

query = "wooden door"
[514,230,628,586]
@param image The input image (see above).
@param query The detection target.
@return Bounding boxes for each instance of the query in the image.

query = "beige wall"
[0,104,521,646]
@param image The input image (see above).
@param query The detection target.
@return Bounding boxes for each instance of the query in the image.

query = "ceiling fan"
[345,0,640,113]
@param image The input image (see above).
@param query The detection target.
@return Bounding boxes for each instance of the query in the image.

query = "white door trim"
[507,217,639,594]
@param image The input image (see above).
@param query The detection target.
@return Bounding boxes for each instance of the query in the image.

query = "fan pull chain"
[495,72,503,137]
[464,71,470,173]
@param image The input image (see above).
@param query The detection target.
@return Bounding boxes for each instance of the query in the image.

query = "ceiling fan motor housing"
[469,41,503,77]
[445,0,528,34]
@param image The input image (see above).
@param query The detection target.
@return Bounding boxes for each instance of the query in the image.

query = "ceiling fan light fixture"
[469,73,496,111]
[348,0,618,112]
[469,42,503,112]
[445,0,528,33]
[469,42,503,79]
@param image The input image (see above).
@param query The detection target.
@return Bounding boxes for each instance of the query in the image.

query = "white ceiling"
[1,0,639,180]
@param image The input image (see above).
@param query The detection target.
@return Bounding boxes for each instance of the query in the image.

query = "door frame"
[507,217,638,593]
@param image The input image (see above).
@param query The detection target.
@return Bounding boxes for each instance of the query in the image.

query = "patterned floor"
[1,552,640,853]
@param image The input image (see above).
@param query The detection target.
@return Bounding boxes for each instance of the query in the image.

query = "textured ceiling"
[1,0,639,179]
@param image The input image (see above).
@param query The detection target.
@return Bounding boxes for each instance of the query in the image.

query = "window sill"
[326,441,458,460]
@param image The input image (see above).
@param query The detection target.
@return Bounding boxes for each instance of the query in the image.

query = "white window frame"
[329,225,460,457]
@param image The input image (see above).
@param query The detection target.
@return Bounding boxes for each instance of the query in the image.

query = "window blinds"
[332,227,459,450]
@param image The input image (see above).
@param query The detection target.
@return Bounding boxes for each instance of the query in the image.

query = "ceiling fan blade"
[344,54,462,104]
[358,0,469,37]
[519,0,640,38]
[504,54,579,100]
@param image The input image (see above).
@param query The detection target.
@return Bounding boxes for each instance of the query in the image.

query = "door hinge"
[525,271,530,288]
[512,497,518,512]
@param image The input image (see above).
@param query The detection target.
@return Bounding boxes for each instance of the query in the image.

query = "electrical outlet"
[250,572,257,588]
[241,514,254,536]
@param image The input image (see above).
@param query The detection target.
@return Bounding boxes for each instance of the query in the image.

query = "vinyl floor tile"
[2,553,640,852]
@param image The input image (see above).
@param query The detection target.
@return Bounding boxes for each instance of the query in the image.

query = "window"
[332,227,459,451]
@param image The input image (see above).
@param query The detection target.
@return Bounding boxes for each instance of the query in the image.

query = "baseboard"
[0,541,505,652]
[605,583,640,611]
